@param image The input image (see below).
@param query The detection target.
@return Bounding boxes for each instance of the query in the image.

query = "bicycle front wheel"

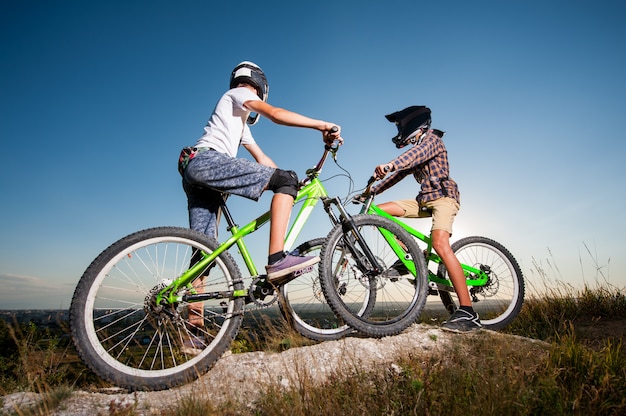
[437,236,525,330]
[319,215,429,338]
[279,239,357,341]
[70,227,244,391]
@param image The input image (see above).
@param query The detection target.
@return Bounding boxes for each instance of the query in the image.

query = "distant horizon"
[2,0,625,309]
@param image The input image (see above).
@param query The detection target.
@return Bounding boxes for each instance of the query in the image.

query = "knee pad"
[268,169,299,198]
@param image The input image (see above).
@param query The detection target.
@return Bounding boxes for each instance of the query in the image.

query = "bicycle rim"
[438,236,524,330]
[320,215,428,337]
[279,239,358,341]
[70,227,244,390]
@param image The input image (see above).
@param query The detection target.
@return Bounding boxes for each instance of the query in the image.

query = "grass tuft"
[1,266,625,415]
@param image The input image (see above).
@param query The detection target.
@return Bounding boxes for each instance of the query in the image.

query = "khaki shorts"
[392,197,460,235]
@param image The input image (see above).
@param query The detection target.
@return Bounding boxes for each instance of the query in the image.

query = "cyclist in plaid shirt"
[371,106,482,333]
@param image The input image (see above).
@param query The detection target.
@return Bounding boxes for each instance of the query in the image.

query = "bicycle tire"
[437,236,525,330]
[319,214,429,338]
[70,226,244,391]
[278,239,363,341]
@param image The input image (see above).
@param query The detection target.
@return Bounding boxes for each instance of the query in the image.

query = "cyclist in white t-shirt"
[179,61,342,288]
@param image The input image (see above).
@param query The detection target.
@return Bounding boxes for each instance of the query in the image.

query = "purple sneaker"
[265,254,320,285]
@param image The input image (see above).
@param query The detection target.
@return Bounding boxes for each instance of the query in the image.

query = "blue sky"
[1,0,625,309]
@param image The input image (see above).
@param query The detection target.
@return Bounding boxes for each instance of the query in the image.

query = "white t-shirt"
[194,87,261,157]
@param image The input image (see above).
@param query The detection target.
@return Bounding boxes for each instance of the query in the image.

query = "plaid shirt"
[371,130,460,204]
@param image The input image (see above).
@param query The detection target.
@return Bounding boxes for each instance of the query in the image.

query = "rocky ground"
[2,323,469,415]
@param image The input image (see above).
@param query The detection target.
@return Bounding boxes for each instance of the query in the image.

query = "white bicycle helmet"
[386,106,432,148]
[230,61,269,125]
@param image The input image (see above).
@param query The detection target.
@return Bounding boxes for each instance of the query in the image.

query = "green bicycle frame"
[363,203,489,288]
[157,176,331,305]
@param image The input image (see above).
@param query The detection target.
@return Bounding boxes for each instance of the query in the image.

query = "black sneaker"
[441,308,482,333]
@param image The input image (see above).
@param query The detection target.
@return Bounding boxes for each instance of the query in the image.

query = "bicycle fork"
[322,197,383,276]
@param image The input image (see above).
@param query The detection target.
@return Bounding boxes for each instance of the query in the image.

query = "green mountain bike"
[69,143,426,391]
[318,176,525,337]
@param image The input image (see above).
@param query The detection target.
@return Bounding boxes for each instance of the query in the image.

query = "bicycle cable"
[323,152,366,207]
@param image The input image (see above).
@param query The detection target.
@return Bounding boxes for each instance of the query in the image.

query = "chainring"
[248,276,278,308]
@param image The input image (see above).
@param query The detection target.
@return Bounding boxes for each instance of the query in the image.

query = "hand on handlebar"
[359,163,392,204]
[374,163,393,180]
[323,125,343,147]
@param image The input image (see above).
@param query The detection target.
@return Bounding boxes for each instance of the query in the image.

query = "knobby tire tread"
[437,236,525,330]
[69,226,244,391]
[278,239,356,341]
[319,215,429,338]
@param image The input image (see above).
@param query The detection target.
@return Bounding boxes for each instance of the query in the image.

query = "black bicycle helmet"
[386,106,431,148]
[230,61,269,125]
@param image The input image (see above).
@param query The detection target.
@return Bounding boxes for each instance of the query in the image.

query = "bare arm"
[244,100,343,145]
[243,142,277,168]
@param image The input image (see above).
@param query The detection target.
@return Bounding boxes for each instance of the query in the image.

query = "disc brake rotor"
[472,264,500,298]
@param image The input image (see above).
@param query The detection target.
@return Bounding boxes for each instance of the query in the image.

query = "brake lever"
[327,126,341,161]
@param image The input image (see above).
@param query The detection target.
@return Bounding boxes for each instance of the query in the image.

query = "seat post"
[218,193,237,231]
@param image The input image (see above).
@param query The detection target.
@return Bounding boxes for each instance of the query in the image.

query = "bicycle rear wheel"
[437,236,525,330]
[279,238,360,341]
[70,226,244,391]
[319,215,428,338]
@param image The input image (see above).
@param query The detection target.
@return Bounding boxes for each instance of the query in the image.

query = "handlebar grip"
[325,126,340,151]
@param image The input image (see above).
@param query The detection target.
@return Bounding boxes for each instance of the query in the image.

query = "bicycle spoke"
[70,227,244,390]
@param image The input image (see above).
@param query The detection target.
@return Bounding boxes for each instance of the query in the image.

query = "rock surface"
[2,324,457,415]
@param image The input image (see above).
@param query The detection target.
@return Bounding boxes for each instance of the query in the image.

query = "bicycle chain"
[180,277,279,317]
[207,276,275,312]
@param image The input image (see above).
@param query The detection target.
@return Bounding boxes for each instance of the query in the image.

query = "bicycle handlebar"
[356,164,390,205]
[300,126,341,186]
[362,163,390,194]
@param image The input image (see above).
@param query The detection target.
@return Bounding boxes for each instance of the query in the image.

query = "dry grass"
[2,265,625,415]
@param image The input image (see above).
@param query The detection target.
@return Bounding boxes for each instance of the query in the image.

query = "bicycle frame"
[157,147,341,306]
[360,201,489,290]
